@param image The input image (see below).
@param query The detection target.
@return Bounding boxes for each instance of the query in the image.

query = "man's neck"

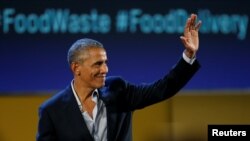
[73,80,94,102]
[73,80,97,119]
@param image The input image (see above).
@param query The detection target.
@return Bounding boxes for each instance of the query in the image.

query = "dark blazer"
[37,58,200,141]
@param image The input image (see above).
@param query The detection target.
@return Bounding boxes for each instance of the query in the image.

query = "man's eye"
[94,62,102,66]
[97,62,102,65]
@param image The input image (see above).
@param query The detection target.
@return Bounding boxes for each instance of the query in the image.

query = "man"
[37,14,201,141]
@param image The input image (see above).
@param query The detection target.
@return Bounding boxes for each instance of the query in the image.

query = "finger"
[190,14,197,27]
[195,21,202,31]
[184,18,191,36]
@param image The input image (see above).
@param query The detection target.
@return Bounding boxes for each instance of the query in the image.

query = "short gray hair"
[67,38,104,65]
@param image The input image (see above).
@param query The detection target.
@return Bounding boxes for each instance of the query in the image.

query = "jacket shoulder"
[39,86,71,110]
[105,76,127,90]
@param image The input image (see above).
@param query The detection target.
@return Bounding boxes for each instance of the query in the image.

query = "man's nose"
[100,64,108,74]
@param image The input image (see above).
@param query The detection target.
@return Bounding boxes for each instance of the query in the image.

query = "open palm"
[180,14,202,58]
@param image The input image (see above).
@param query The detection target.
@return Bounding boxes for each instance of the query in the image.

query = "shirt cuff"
[182,52,196,65]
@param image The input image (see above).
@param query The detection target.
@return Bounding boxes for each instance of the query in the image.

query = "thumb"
[180,36,188,47]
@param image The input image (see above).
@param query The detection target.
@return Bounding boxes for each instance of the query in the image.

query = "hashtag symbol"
[116,10,128,32]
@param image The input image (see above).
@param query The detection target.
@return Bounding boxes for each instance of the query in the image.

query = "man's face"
[76,47,108,89]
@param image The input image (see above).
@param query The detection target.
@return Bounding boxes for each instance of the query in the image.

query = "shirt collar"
[71,80,99,106]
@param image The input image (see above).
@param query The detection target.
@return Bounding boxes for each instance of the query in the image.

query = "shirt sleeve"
[182,52,196,65]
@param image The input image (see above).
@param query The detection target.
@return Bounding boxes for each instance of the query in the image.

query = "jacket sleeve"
[119,58,200,110]
[36,106,57,141]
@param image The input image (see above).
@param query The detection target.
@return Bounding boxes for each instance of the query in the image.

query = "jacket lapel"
[62,86,94,141]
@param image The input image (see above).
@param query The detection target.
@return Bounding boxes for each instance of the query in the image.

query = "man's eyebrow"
[93,60,107,65]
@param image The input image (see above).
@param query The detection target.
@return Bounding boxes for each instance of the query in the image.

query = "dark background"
[1,0,249,93]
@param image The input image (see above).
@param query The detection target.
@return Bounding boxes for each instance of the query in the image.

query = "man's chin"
[95,78,106,87]
[96,84,104,89]
[96,81,105,88]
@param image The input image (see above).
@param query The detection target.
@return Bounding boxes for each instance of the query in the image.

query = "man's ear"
[71,62,80,76]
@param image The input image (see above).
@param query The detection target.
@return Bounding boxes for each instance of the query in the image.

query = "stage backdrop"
[0,0,249,93]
